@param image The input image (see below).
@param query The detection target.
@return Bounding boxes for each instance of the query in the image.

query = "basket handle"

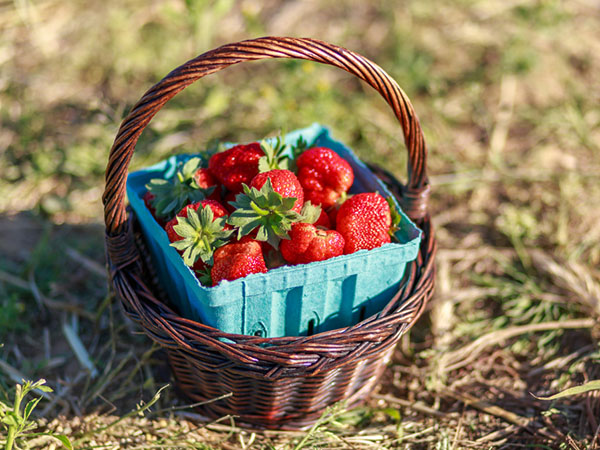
[103,36,430,237]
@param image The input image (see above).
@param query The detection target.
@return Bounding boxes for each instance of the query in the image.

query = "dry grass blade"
[531,249,600,317]
[65,246,107,278]
[372,394,448,419]
[0,268,95,320]
[62,317,99,378]
[444,390,557,440]
[439,318,595,373]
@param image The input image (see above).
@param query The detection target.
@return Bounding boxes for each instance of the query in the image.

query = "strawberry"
[146,157,217,219]
[335,193,392,254]
[168,200,233,268]
[208,142,263,192]
[223,190,239,214]
[325,195,349,229]
[211,236,267,285]
[296,147,354,208]
[314,208,331,228]
[143,191,165,225]
[193,167,222,201]
[280,223,345,264]
[250,169,304,213]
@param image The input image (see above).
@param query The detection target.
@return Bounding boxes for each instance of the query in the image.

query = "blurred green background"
[1,0,599,447]
[2,0,598,238]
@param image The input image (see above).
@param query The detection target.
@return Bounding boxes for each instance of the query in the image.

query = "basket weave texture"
[102,36,436,430]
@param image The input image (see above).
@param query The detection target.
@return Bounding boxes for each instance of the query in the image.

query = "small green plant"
[0,379,72,450]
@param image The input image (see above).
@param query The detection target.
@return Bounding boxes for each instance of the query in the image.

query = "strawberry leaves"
[386,196,403,242]
[299,201,322,225]
[258,135,309,173]
[258,137,291,172]
[170,206,233,267]
[227,179,304,249]
[146,157,214,219]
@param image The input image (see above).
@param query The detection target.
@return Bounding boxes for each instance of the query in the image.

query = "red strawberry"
[250,169,304,213]
[165,199,229,243]
[314,208,331,228]
[336,193,391,254]
[211,237,268,285]
[280,223,345,264]
[296,147,354,208]
[223,190,239,214]
[193,167,222,201]
[142,191,165,225]
[208,142,264,192]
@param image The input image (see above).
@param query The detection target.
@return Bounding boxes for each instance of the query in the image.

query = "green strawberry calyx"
[170,206,233,267]
[258,136,291,172]
[145,157,214,219]
[386,195,403,242]
[299,201,322,224]
[258,135,309,173]
[195,266,213,287]
[227,179,304,249]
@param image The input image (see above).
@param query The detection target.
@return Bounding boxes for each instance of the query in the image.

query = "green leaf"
[533,380,600,400]
[1,411,20,427]
[145,157,214,219]
[181,157,202,179]
[258,136,293,172]
[33,386,53,394]
[168,206,233,266]
[53,434,74,450]
[23,397,41,421]
[387,196,403,242]
[300,201,322,224]
[381,407,401,422]
[227,179,303,249]
[196,267,213,286]
[291,135,308,158]
[172,221,197,238]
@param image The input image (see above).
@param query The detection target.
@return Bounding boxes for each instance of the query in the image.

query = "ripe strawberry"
[167,200,233,269]
[314,208,331,228]
[208,142,263,192]
[211,236,267,285]
[143,191,165,225]
[193,167,222,201]
[250,169,304,213]
[336,193,392,254]
[223,190,238,214]
[325,195,350,229]
[296,147,354,208]
[280,223,345,264]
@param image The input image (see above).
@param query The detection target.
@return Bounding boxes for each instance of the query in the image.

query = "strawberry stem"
[250,201,269,216]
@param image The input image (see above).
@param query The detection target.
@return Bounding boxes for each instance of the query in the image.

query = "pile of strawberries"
[143,136,400,287]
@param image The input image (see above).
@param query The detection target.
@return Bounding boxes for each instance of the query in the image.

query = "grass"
[1,0,600,448]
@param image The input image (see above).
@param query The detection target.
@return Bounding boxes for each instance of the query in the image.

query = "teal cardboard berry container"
[126,123,421,338]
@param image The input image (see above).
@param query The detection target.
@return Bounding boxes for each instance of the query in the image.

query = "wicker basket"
[102,36,436,430]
